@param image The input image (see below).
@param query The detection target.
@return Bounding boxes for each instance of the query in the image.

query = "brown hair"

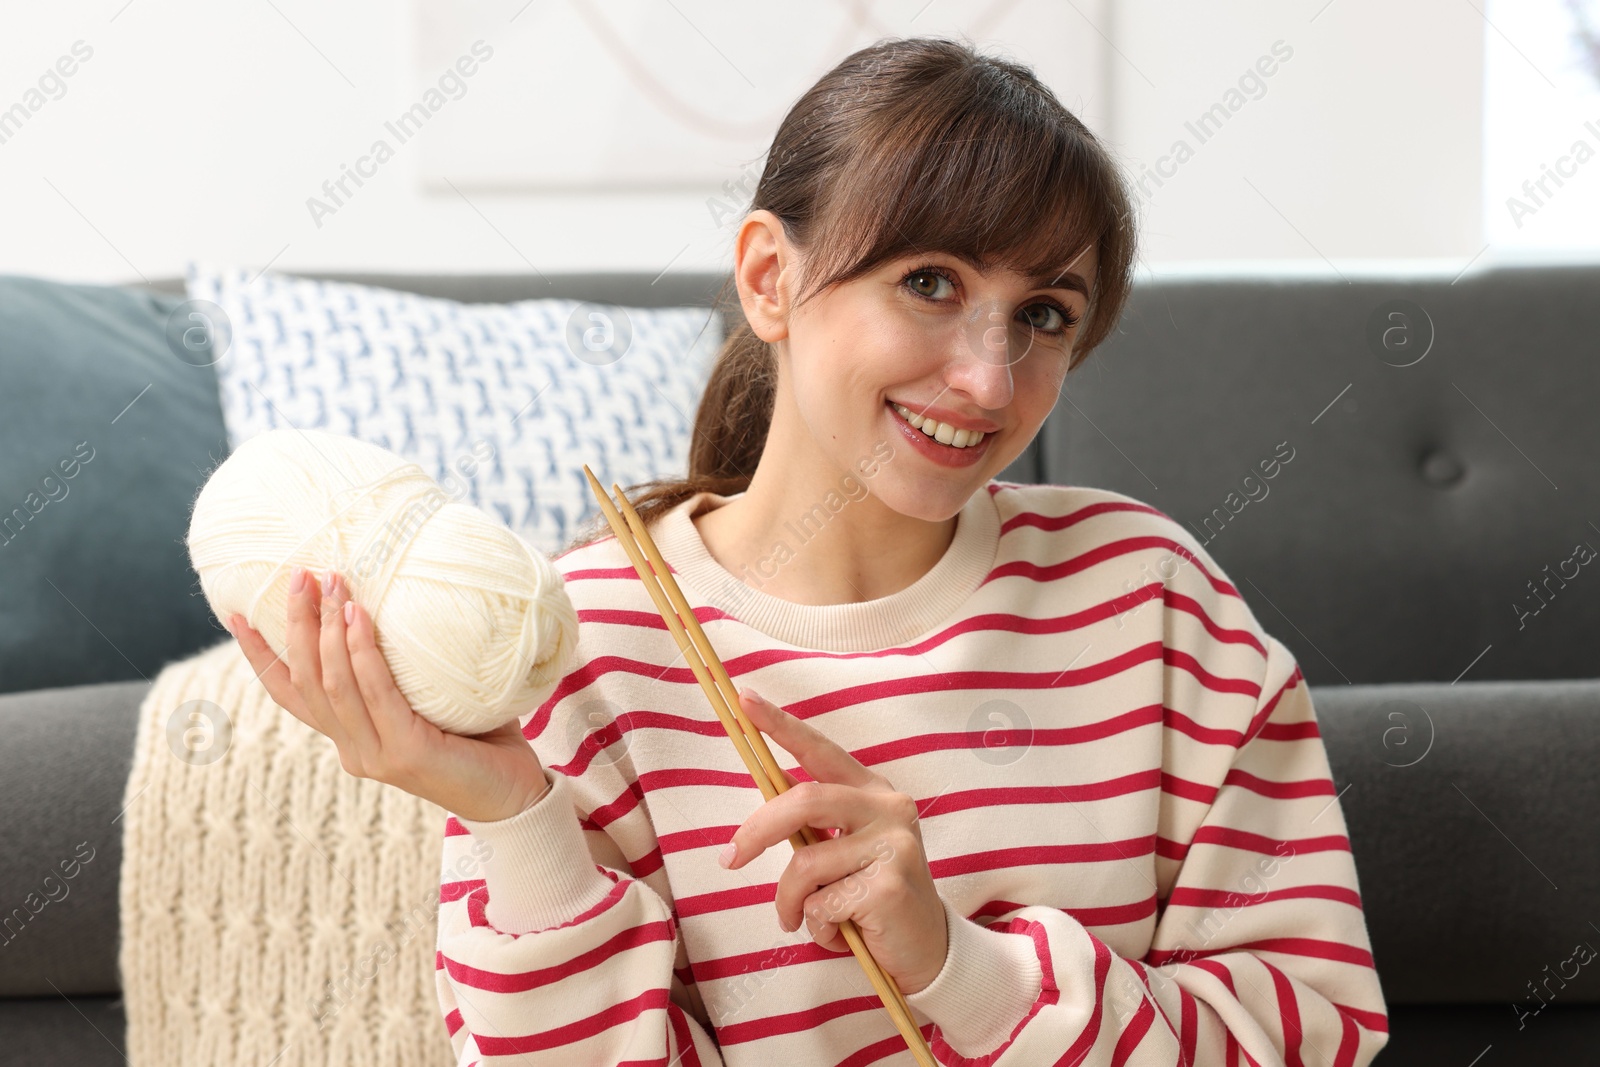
[564,34,1139,555]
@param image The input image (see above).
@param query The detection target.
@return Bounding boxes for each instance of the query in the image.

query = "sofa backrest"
[1044,263,1600,686]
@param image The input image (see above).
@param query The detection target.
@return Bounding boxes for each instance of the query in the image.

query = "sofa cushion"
[0,275,230,694]
[186,262,726,557]
[1314,675,1600,1005]
[0,995,127,1065]
[0,678,148,995]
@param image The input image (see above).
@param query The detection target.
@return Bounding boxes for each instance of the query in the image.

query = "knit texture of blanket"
[118,637,455,1066]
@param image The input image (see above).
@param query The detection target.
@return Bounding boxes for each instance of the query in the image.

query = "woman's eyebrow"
[945,252,1089,296]
[1034,269,1089,296]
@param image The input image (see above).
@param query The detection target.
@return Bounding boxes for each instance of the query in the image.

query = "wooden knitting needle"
[605,484,931,1038]
[597,474,932,1064]
[581,468,934,1066]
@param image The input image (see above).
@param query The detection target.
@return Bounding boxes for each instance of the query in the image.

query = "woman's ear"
[734,209,794,345]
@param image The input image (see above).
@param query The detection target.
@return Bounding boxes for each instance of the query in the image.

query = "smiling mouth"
[887,401,990,449]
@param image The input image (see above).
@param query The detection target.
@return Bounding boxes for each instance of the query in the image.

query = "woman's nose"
[948,301,1019,408]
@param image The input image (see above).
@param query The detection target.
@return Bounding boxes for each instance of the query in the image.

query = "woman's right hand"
[225,564,551,825]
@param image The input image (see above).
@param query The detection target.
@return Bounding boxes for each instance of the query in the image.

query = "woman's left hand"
[721,686,949,996]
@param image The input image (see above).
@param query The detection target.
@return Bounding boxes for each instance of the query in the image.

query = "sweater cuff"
[454,769,618,935]
[903,895,1044,1058]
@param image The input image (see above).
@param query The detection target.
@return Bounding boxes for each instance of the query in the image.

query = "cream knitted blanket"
[118,637,456,1066]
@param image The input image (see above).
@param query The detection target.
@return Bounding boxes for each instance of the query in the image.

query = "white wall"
[0,0,1587,287]
[1105,0,1485,271]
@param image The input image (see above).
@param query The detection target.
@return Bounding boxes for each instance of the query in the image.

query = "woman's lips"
[885,399,992,467]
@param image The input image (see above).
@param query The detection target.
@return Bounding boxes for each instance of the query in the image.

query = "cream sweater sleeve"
[433,767,725,1065]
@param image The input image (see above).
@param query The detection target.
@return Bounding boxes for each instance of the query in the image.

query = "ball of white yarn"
[186,427,579,736]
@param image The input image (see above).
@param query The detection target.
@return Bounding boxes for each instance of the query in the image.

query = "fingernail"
[289,566,307,593]
[742,686,762,704]
[223,615,237,637]
[321,569,334,595]
[718,841,737,868]
[343,600,355,625]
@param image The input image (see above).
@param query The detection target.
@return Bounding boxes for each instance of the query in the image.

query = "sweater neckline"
[647,484,1001,652]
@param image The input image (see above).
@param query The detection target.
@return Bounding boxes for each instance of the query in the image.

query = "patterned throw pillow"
[185,263,723,557]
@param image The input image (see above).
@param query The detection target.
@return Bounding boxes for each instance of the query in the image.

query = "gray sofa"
[2,263,1597,1064]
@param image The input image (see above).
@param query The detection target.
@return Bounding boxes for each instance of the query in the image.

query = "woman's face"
[756,221,1098,523]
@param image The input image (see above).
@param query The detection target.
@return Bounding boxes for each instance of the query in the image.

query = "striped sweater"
[433,481,1390,1065]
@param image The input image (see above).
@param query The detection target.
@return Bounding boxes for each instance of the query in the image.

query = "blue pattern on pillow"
[186,263,723,556]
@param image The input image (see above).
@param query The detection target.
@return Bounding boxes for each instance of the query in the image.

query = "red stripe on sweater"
[1161,772,1217,804]
[655,825,736,856]
[1257,720,1321,742]
[1161,589,1269,657]
[674,881,780,918]
[1164,707,1248,748]
[1166,827,1349,861]
[1239,937,1375,968]
[970,895,1158,928]
[1162,646,1263,700]
[667,1000,704,1067]
[930,837,1158,879]
[986,534,1241,602]
[685,940,835,982]
[627,844,664,878]
[441,878,483,903]
[443,921,673,993]
[1333,1008,1360,1067]
[936,773,1167,821]
[1127,958,1181,1045]
[1241,667,1304,748]
[1332,1001,1388,1033]
[587,777,647,828]
[834,1026,938,1067]
[1221,769,1337,800]
[1263,959,1306,1067]
[1189,959,1243,1066]
[999,496,1169,536]
[1145,935,1374,969]
[1164,884,1364,912]
[1111,994,1156,1067]
[1178,980,1198,1065]
[472,986,671,1056]
[713,992,885,1045]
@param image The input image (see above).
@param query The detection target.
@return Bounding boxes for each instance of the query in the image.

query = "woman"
[228,35,1389,1066]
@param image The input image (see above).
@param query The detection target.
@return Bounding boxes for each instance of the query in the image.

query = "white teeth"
[892,403,986,448]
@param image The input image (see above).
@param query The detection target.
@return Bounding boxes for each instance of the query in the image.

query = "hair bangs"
[793,67,1115,324]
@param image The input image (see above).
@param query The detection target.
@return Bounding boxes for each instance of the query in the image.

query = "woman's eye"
[1023,304,1063,331]
[1023,302,1081,334]
[905,270,954,300]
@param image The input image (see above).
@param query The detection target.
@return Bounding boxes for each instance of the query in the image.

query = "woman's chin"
[870,475,980,524]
